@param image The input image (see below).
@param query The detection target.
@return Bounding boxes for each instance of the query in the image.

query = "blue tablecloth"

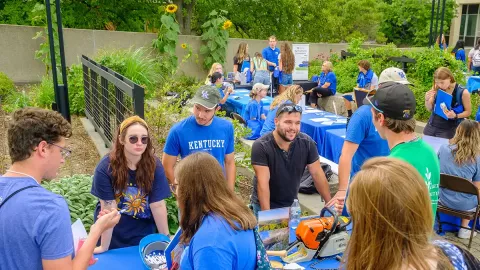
[324,129,346,163]
[226,89,273,116]
[300,109,347,157]
[466,76,480,94]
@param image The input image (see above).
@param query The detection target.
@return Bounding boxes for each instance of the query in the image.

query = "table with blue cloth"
[300,108,347,157]
[324,129,346,163]
[226,89,273,117]
[466,76,480,94]
[89,224,347,270]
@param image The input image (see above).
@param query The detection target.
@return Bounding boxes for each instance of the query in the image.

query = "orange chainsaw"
[282,207,350,263]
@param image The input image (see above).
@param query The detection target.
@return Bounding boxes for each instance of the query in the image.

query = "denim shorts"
[281,73,293,85]
[253,70,271,85]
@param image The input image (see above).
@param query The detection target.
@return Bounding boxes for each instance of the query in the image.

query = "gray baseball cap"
[191,85,221,109]
[378,67,411,85]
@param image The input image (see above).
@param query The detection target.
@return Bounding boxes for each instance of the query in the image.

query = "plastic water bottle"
[290,199,301,230]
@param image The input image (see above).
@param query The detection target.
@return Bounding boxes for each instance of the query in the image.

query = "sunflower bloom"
[166,4,178,13]
[222,20,232,30]
[181,43,187,49]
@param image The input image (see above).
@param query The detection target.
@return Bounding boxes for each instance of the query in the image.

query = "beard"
[277,128,297,142]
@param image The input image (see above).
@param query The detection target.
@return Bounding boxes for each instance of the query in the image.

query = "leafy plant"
[0,72,15,100]
[67,64,85,115]
[165,196,179,235]
[42,174,97,232]
[30,76,54,109]
[2,90,32,113]
[152,4,181,72]
[199,10,231,70]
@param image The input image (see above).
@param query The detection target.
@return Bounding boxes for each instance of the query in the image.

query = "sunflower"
[166,4,178,13]
[181,43,187,49]
[222,20,232,30]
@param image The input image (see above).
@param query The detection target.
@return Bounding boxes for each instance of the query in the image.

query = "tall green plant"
[152,4,181,73]
[200,10,231,70]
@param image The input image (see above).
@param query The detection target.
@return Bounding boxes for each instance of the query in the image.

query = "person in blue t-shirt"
[438,120,480,239]
[452,40,466,63]
[211,71,233,105]
[162,85,236,190]
[306,61,337,108]
[262,35,281,92]
[326,68,407,215]
[0,108,120,270]
[343,60,376,118]
[260,84,304,136]
[243,83,268,140]
[91,116,171,252]
[174,152,258,269]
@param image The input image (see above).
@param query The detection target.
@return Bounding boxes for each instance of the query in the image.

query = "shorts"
[281,73,293,86]
[253,70,271,85]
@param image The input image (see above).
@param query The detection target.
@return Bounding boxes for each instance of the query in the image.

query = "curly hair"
[450,120,480,165]
[270,85,303,109]
[280,43,295,74]
[8,107,72,163]
[109,118,156,194]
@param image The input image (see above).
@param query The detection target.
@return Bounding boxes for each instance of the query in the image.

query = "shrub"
[0,72,15,100]
[30,76,54,109]
[42,175,97,232]
[67,64,85,115]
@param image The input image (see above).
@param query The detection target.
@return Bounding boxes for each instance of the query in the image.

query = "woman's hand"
[425,90,436,105]
[317,93,322,97]
[443,109,457,119]
[92,209,120,235]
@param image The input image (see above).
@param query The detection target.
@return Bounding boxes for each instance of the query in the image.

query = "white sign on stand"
[292,44,309,81]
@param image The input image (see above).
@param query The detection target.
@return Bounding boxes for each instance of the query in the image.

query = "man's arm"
[224,152,236,191]
[150,200,170,236]
[253,165,271,210]
[162,153,177,184]
[307,160,331,203]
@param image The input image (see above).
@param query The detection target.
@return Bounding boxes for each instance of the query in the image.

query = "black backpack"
[299,163,333,194]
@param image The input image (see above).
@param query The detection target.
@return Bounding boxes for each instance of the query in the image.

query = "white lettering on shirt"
[188,140,226,151]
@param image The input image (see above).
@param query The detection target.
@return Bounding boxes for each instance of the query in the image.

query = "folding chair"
[232,112,247,126]
[436,173,480,249]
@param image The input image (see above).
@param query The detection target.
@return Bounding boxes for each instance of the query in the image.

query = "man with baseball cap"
[326,67,410,215]
[366,82,440,217]
[162,85,236,190]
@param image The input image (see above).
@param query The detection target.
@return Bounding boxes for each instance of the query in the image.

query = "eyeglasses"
[278,105,303,114]
[169,183,178,195]
[128,136,149,145]
[49,143,72,159]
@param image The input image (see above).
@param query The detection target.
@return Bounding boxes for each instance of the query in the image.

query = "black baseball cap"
[363,82,416,120]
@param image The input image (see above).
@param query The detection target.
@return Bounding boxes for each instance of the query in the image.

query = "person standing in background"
[262,36,281,93]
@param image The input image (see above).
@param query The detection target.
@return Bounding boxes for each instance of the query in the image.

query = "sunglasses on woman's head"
[128,136,149,144]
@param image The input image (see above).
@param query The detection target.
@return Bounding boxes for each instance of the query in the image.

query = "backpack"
[299,164,333,194]
[473,50,480,67]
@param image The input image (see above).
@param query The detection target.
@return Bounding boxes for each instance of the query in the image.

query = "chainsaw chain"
[308,255,339,270]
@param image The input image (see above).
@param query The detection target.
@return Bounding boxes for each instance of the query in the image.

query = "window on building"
[459,4,480,47]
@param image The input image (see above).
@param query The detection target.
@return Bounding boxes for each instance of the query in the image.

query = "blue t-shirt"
[319,71,337,95]
[163,116,235,168]
[243,99,265,123]
[356,69,374,88]
[438,144,480,211]
[91,155,171,249]
[0,177,73,269]
[180,214,256,270]
[455,49,466,63]
[346,105,390,178]
[262,47,280,72]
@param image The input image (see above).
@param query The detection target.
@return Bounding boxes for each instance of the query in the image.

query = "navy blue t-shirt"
[262,47,280,72]
[346,105,390,178]
[91,155,171,249]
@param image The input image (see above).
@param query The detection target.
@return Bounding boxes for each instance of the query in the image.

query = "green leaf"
[165,31,177,41]
[161,15,174,27]
[209,10,218,17]
[199,45,209,55]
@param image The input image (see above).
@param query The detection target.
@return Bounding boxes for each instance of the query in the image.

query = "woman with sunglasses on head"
[91,116,171,253]
[173,152,260,269]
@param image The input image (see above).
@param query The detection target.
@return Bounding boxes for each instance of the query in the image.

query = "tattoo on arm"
[104,200,116,209]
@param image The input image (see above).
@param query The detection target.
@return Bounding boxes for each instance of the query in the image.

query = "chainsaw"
[281,207,350,264]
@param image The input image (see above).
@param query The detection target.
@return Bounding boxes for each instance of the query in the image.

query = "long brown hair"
[235,42,249,63]
[109,118,156,194]
[450,119,480,164]
[280,43,295,74]
[175,152,257,244]
[344,157,453,270]
[270,85,303,109]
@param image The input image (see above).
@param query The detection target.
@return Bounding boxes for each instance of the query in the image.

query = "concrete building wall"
[0,24,378,84]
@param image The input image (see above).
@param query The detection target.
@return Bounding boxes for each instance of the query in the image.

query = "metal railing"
[81,55,145,148]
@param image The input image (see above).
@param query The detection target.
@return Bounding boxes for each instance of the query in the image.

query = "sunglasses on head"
[128,136,149,145]
[279,105,303,114]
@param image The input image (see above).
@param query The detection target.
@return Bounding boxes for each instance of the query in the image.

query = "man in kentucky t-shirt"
[366,82,440,218]
[162,85,236,190]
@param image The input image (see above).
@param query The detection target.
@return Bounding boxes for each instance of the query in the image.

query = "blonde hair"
[235,43,249,63]
[450,119,480,164]
[205,63,222,85]
[175,152,257,244]
[249,85,266,99]
[280,43,295,74]
[323,61,333,72]
[345,157,454,270]
[270,85,303,109]
[434,67,456,83]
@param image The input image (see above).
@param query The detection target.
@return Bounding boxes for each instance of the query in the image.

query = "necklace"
[392,136,420,150]
[5,170,38,181]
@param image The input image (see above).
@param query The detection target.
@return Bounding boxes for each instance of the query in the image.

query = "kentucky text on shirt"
[188,140,226,150]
